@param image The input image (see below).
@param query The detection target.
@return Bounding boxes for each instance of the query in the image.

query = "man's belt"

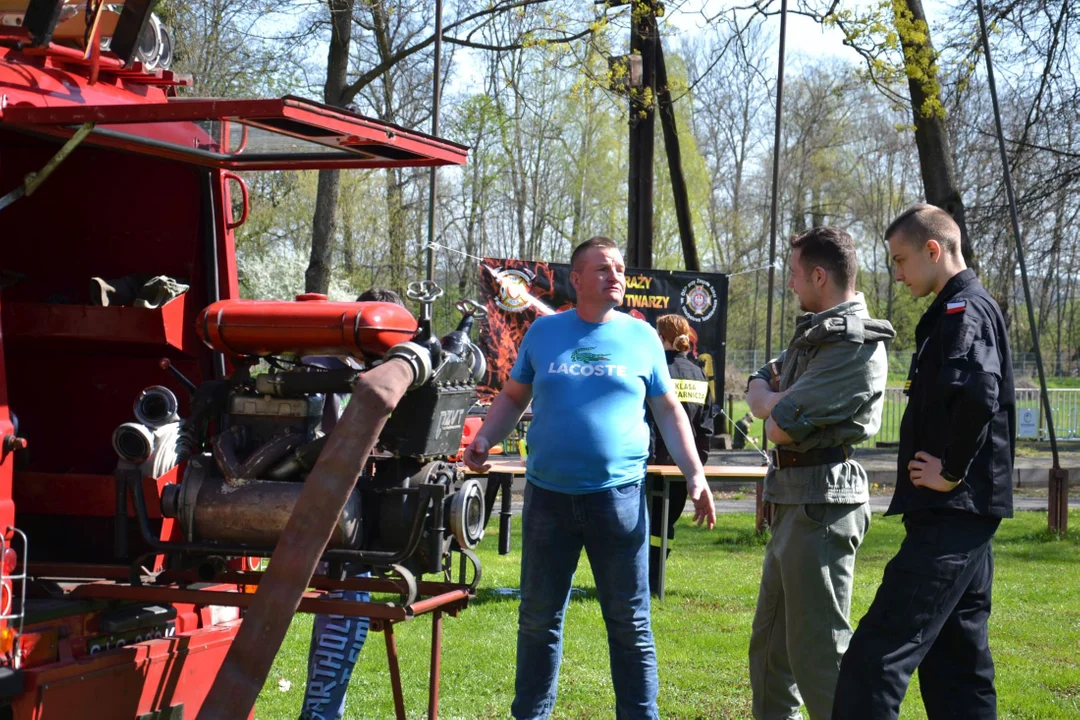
[770,445,853,470]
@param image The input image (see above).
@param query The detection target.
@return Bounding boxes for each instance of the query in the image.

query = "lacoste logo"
[570,347,610,363]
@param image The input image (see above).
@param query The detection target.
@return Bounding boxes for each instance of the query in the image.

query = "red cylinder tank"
[197,294,418,358]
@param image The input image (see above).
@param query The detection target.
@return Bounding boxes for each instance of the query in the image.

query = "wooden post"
[627,1,656,268]
[655,36,700,272]
[1049,468,1069,534]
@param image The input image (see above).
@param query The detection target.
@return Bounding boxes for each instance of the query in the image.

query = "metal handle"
[223,172,249,231]
[455,299,487,317]
[407,280,443,304]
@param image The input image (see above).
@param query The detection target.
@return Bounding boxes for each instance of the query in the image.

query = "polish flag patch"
[946,300,967,314]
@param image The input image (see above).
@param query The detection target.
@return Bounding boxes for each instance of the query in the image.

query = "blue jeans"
[512,480,659,720]
[300,567,371,720]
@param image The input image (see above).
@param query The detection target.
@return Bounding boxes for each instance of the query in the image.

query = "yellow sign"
[673,379,708,404]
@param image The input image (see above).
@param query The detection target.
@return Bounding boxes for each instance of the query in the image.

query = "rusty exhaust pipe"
[198,350,425,719]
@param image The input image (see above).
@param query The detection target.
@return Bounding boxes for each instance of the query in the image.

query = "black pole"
[655,36,700,272]
[627,2,656,268]
[425,0,443,283]
[975,0,1066,531]
[765,0,788,371]
[759,0,788,532]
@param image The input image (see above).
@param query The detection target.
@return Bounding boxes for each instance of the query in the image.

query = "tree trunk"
[305,0,354,293]
[386,170,408,296]
[896,0,973,266]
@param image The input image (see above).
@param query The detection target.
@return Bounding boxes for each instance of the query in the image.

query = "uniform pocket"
[801,502,828,526]
[866,549,969,641]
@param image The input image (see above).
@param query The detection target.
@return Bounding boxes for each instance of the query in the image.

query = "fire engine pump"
[107,282,491,586]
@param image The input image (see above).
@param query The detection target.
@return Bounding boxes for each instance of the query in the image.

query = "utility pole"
[626,0,656,269]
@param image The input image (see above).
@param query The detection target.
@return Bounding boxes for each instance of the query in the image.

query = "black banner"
[476,258,727,405]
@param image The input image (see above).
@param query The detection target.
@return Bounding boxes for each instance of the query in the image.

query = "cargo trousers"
[749,501,872,720]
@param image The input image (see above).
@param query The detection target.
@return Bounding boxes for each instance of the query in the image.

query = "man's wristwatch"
[941,469,964,485]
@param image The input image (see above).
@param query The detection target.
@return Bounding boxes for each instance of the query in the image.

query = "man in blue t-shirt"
[464,236,716,720]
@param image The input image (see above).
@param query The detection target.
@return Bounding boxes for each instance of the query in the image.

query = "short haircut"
[885,203,962,256]
[789,226,858,290]
[571,236,620,271]
[357,288,405,306]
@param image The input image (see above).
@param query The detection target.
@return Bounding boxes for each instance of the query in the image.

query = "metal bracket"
[0,122,95,213]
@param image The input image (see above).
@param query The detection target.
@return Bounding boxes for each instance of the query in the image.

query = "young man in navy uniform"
[833,204,1015,719]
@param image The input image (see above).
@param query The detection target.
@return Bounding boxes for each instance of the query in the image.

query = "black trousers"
[645,474,687,594]
[833,509,1001,720]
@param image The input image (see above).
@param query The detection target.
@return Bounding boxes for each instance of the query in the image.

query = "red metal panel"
[2,95,468,170]
[11,619,250,720]
[13,470,176,518]
[1,295,191,353]
[1,97,468,162]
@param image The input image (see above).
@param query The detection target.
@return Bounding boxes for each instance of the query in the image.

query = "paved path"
[501,495,1079,516]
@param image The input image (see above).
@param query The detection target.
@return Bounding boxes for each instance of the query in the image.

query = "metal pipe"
[69,584,468,622]
[212,427,304,485]
[410,590,469,617]
[133,386,179,428]
[499,473,512,556]
[385,623,408,720]
[974,0,1068,533]
[428,610,443,720]
[113,423,153,464]
[759,0,788,533]
[425,0,444,283]
[974,0,1058,467]
[201,171,227,381]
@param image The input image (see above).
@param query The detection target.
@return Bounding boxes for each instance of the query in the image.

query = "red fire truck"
[0,2,493,717]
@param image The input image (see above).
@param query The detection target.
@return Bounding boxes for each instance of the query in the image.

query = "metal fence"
[726,350,1080,380]
[722,388,1080,448]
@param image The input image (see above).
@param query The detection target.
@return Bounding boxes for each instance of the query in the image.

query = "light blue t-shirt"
[510,310,673,494]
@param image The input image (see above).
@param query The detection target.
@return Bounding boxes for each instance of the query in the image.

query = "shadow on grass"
[470,585,599,608]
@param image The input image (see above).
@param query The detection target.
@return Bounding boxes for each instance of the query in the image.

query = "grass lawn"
[255,511,1080,719]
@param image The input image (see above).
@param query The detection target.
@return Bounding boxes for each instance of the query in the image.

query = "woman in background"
[645,313,714,595]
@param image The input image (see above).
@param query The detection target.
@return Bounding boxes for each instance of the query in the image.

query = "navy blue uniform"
[645,351,713,594]
[834,269,1014,719]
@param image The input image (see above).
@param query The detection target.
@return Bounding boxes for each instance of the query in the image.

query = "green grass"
[255,511,1080,719]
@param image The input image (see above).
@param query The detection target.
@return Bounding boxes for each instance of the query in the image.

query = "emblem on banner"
[681,279,718,321]
[493,267,537,313]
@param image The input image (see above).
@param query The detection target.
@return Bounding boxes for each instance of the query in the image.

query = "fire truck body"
[0,5,472,716]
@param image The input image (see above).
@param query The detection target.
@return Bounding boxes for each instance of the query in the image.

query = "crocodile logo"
[570,347,609,363]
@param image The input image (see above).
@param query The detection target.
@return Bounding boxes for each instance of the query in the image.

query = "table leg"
[659,476,670,602]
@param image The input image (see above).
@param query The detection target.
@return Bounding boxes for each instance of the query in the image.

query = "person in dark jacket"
[833,205,1015,720]
[645,313,714,594]
[732,412,754,450]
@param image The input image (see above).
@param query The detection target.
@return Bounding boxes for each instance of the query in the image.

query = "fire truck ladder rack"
[23,561,480,720]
